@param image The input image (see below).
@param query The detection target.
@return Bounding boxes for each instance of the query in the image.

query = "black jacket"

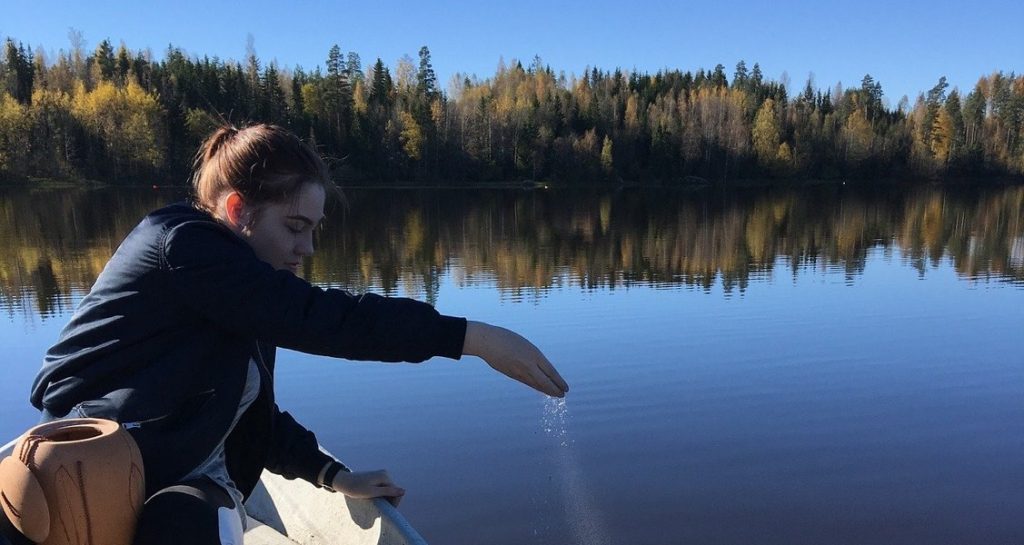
[30,202,467,498]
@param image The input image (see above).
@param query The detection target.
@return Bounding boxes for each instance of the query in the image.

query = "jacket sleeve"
[161,220,466,362]
[264,404,336,485]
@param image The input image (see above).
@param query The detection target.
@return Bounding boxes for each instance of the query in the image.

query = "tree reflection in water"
[1,183,1021,317]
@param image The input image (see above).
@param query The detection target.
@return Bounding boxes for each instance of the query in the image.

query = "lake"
[1,183,1022,544]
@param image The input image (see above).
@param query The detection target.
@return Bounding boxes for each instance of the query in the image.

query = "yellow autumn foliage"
[398,111,423,161]
[752,98,780,164]
[843,107,873,165]
[70,80,164,174]
[0,93,31,171]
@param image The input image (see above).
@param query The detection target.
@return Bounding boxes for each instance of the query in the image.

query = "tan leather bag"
[0,418,145,545]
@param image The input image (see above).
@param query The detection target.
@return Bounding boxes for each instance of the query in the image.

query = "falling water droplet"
[537,396,612,545]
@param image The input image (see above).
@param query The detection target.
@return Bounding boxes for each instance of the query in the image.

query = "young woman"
[11,124,568,545]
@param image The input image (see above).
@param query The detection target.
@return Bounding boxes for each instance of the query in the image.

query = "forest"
[1,35,1022,184]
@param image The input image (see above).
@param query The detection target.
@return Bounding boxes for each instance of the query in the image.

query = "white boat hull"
[1,437,427,545]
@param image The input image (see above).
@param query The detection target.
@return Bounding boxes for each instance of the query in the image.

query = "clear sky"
[4,0,1021,106]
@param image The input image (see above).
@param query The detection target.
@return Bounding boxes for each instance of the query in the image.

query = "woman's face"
[243,182,326,274]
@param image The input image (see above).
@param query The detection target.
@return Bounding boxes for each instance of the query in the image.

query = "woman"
[13,124,568,544]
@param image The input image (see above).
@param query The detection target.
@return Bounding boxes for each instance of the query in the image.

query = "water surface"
[1,184,1022,544]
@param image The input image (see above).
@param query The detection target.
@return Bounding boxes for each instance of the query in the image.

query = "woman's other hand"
[462,321,569,397]
[332,470,406,506]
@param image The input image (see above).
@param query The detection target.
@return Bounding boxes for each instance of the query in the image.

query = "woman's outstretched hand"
[332,469,406,506]
[462,321,569,397]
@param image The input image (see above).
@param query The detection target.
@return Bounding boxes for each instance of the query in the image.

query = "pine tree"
[416,46,437,98]
[290,68,306,123]
[962,86,986,160]
[711,64,728,88]
[370,58,391,108]
[347,52,363,83]
[922,76,949,147]
[733,60,748,88]
[92,39,116,82]
[860,74,883,121]
[263,63,286,123]
[944,89,965,167]
[245,38,262,118]
[115,44,131,85]
[751,63,763,88]
[796,74,815,109]
[3,39,34,104]
[324,44,352,147]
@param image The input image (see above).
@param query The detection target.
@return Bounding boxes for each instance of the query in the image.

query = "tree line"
[1,35,1022,184]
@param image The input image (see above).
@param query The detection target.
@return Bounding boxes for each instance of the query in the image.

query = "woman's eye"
[287,224,304,234]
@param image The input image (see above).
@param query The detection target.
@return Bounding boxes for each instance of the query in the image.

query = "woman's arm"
[462,321,569,397]
[164,221,567,396]
[163,221,464,362]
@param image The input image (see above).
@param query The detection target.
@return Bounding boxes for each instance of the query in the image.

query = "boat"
[0,436,427,545]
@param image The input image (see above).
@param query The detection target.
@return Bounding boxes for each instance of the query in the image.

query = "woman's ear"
[224,191,246,227]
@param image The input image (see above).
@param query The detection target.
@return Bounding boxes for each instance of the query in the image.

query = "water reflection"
[1,184,1022,317]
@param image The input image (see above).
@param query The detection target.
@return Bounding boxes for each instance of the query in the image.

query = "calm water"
[2,184,1023,544]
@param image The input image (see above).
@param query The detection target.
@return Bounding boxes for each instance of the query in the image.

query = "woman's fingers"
[523,364,565,397]
[539,374,567,397]
[374,485,405,502]
[495,355,564,397]
[524,351,568,397]
[536,354,569,393]
[336,470,406,503]
[506,354,568,397]
[382,488,404,507]
[373,475,405,506]
[368,471,406,497]
[534,376,564,397]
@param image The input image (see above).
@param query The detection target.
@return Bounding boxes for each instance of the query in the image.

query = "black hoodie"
[30,202,467,498]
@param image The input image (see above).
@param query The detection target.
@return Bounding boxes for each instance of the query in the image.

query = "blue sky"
[4,0,1021,106]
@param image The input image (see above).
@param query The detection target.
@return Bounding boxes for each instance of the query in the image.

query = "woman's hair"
[191,123,339,214]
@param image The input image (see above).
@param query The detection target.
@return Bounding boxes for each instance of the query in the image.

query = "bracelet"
[321,461,350,492]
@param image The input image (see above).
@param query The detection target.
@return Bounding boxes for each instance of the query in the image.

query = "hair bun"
[205,125,239,159]
[191,123,336,213]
